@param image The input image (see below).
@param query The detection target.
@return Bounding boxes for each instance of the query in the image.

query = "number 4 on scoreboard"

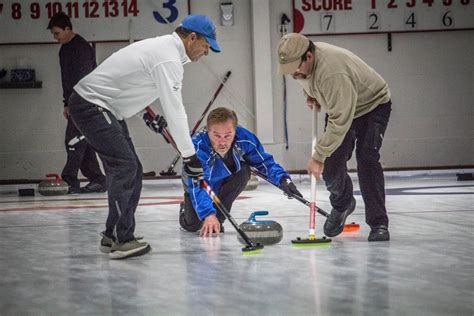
[423,0,434,6]
[123,0,139,16]
[405,12,417,29]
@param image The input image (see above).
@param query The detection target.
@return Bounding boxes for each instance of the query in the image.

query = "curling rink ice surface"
[0,170,473,316]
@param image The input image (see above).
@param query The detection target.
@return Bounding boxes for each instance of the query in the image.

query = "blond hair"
[207,107,238,128]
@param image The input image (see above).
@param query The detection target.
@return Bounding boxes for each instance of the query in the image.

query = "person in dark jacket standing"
[180,107,303,237]
[48,12,105,194]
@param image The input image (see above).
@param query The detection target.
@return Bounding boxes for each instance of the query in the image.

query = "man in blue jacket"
[180,107,302,237]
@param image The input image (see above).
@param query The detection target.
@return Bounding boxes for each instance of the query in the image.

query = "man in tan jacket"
[278,33,392,241]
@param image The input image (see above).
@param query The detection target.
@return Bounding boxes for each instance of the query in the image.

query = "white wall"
[268,1,474,171]
[0,0,472,180]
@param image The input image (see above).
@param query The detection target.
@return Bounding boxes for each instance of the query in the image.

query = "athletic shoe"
[100,233,115,254]
[80,182,106,193]
[178,202,202,232]
[100,233,144,254]
[67,187,81,194]
[323,197,356,237]
[368,225,390,242]
[109,240,151,259]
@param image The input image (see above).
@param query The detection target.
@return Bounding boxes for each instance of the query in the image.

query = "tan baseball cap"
[277,33,310,75]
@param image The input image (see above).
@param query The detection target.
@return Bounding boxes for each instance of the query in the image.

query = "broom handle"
[163,71,232,173]
[309,106,318,238]
[202,180,257,248]
[249,168,329,217]
[145,107,180,154]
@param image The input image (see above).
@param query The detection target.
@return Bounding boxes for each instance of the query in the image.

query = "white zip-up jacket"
[73,32,195,158]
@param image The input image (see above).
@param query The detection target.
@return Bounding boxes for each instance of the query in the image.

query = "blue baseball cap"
[180,14,221,53]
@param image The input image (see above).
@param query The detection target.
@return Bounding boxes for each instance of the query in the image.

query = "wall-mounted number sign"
[0,0,189,44]
[293,0,473,35]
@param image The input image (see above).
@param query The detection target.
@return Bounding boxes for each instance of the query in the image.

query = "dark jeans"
[62,118,105,189]
[68,91,142,243]
[180,162,251,232]
[323,101,392,228]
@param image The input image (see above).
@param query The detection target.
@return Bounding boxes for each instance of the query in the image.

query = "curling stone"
[237,211,283,246]
[37,173,68,196]
[244,174,259,191]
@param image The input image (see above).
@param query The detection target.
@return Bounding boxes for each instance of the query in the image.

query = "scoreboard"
[293,0,474,35]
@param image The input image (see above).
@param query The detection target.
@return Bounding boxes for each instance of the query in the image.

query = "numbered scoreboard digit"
[404,11,417,30]
[320,12,335,32]
[367,11,380,31]
[441,10,454,28]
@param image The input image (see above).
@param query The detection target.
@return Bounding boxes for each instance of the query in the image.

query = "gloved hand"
[143,112,167,134]
[279,177,302,199]
[183,154,204,185]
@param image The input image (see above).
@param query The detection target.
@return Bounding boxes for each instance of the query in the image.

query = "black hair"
[301,40,315,62]
[175,26,204,40]
[47,12,72,30]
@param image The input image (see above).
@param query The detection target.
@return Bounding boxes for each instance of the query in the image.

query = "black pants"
[68,91,142,243]
[180,162,251,232]
[61,118,105,189]
[323,101,392,228]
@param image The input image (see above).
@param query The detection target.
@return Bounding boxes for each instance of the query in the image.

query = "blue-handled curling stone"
[237,211,283,245]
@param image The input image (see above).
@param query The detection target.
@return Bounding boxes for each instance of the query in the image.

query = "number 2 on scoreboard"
[367,11,380,30]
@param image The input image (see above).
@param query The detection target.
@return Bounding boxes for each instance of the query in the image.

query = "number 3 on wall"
[153,0,179,24]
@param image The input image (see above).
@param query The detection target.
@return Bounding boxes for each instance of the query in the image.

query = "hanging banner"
[0,0,189,44]
[293,0,474,35]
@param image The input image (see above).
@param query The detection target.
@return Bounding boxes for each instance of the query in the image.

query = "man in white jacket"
[68,14,220,259]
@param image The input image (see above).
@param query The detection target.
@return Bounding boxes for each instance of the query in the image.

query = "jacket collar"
[172,32,191,65]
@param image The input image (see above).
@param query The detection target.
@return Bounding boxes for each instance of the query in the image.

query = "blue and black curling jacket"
[185,125,290,220]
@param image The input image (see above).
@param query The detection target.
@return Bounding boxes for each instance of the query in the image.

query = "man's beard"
[214,144,230,157]
[216,148,230,157]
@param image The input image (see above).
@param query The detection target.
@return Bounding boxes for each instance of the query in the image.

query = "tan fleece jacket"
[297,42,391,163]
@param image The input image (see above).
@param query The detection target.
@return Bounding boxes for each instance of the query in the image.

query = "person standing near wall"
[68,14,221,259]
[278,33,392,242]
[48,12,106,194]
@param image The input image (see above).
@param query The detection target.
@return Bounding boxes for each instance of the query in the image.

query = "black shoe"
[80,182,106,193]
[368,225,390,241]
[178,202,202,232]
[67,187,81,194]
[323,197,356,237]
[220,224,225,233]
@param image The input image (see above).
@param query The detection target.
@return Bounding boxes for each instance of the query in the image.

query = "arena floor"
[0,170,473,315]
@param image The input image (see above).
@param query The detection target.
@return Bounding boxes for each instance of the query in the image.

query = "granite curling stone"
[38,173,69,196]
[237,211,283,245]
